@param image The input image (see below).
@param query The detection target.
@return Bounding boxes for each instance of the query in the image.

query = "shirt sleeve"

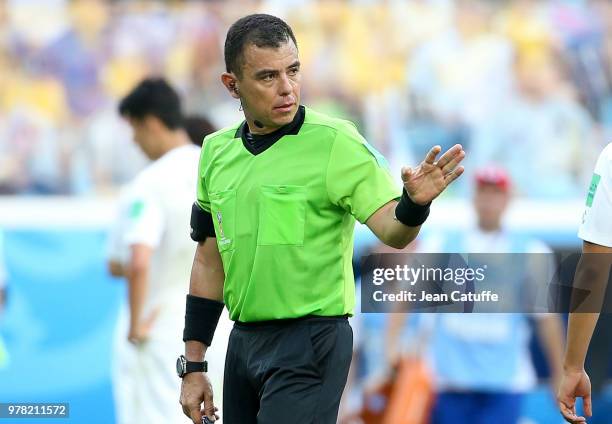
[196,137,212,213]
[326,122,401,224]
[106,184,133,264]
[124,177,165,249]
[578,144,612,248]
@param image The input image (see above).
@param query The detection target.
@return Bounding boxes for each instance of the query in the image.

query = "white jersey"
[579,143,612,248]
[124,144,201,329]
[110,144,200,424]
[107,183,136,266]
[109,144,233,424]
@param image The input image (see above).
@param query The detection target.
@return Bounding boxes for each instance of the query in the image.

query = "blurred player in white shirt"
[107,78,229,424]
[559,143,612,424]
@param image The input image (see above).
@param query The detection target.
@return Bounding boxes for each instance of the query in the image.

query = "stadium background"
[0,0,610,423]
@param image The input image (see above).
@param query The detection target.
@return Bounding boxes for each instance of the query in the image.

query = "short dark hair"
[183,115,216,147]
[224,14,298,77]
[119,78,183,129]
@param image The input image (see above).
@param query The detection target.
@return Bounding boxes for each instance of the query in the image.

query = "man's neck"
[244,109,298,136]
[156,130,190,158]
[245,118,281,135]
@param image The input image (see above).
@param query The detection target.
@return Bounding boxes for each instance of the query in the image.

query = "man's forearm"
[564,242,612,370]
[564,313,599,371]
[384,205,421,249]
[537,316,565,377]
[127,266,148,329]
[185,340,208,362]
[185,239,225,361]
[367,201,421,249]
[189,240,225,301]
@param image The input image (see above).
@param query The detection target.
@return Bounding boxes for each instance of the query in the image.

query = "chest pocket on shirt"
[258,185,306,246]
[210,189,236,252]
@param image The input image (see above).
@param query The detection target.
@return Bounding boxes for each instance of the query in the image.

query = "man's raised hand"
[401,144,465,205]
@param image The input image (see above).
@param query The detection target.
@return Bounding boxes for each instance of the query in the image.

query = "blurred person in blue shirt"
[386,166,565,424]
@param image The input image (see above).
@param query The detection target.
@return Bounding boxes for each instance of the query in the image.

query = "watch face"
[176,356,185,377]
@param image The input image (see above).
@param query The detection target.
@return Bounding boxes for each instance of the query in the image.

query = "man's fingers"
[444,166,464,186]
[583,394,593,417]
[441,149,466,174]
[424,145,441,165]
[559,400,586,423]
[202,406,219,422]
[189,406,203,424]
[400,166,413,183]
[434,144,462,168]
[203,388,214,407]
[203,388,216,421]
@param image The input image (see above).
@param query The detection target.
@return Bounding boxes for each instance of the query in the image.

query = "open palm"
[402,144,465,205]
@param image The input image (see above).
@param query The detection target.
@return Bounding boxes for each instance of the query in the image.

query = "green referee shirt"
[197,106,400,322]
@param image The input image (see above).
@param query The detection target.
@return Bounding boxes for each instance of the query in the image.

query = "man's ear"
[221,72,240,99]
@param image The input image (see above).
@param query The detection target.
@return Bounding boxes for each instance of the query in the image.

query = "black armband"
[183,295,225,346]
[394,189,431,227]
[190,202,216,242]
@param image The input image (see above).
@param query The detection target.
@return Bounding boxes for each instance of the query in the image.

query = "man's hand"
[558,369,592,423]
[180,372,219,423]
[402,144,465,205]
[127,307,159,345]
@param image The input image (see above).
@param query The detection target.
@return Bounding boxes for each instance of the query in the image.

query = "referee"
[558,143,612,424]
[178,14,465,424]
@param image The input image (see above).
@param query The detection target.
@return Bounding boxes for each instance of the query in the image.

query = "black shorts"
[222,315,353,424]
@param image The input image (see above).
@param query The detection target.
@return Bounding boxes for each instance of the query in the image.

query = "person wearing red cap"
[558,143,612,424]
[385,166,565,424]
[472,166,512,232]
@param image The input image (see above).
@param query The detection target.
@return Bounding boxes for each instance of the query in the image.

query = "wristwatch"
[176,354,208,378]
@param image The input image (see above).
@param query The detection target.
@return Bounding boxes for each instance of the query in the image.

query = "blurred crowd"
[0,0,610,197]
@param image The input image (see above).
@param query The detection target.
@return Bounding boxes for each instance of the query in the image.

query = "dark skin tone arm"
[558,241,612,423]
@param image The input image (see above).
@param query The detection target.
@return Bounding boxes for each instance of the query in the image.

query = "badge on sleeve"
[130,200,145,219]
[586,173,601,207]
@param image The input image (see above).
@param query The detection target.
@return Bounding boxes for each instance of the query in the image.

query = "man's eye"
[288,68,299,76]
[262,74,274,81]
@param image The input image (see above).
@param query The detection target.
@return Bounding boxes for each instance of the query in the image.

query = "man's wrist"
[563,362,585,373]
[394,189,431,227]
[185,341,207,362]
[177,354,208,378]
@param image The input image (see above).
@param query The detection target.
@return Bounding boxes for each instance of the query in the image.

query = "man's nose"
[278,73,293,97]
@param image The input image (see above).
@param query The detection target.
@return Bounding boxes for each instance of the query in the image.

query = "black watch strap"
[177,354,208,378]
[186,360,208,374]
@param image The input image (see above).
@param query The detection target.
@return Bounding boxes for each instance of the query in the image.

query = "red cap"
[474,166,511,191]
